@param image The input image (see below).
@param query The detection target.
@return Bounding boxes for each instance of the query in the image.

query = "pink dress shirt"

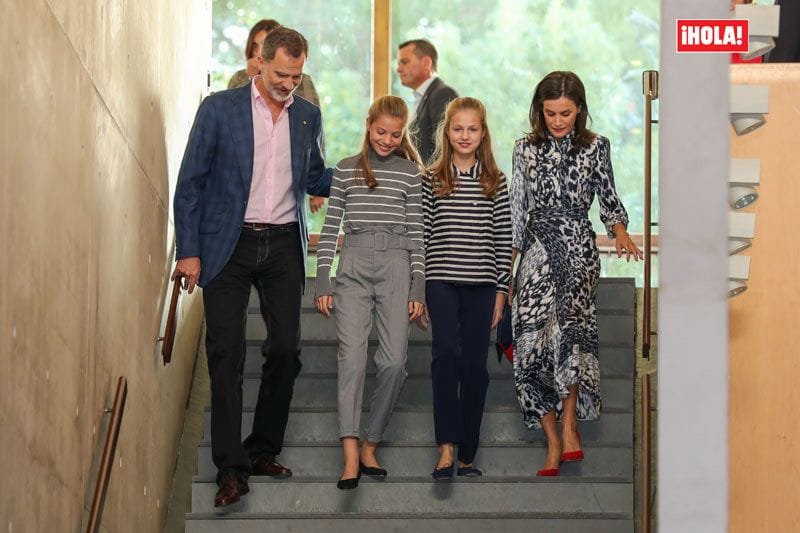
[244,76,297,224]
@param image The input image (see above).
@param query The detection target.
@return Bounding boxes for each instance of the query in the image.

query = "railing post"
[641,69,658,533]
[642,70,659,360]
[642,373,652,533]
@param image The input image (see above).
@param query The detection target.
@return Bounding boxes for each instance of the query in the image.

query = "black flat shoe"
[359,461,388,479]
[431,463,454,481]
[457,465,483,477]
[336,477,359,490]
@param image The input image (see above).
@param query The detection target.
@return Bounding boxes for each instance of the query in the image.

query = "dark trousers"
[426,281,495,464]
[203,224,303,483]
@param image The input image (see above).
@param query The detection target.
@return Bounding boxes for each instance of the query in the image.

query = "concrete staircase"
[185,278,636,532]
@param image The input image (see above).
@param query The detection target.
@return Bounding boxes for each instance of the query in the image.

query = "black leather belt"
[242,221,298,231]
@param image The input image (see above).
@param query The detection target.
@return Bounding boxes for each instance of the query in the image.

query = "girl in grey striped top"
[421,97,512,480]
[315,96,425,490]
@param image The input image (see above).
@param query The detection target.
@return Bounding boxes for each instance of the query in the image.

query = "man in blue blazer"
[173,27,332,507]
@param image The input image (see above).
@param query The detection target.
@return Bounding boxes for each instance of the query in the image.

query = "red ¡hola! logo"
[676,19,749,52]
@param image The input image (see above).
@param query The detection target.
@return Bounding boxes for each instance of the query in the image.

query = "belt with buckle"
[343,232,414,251]
[242,221,298,231]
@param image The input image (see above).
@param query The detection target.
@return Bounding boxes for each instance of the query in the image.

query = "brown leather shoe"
[251,456,292,478]
[214,474,250,507]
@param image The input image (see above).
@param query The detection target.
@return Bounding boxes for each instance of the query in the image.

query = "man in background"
[397,39,458,164]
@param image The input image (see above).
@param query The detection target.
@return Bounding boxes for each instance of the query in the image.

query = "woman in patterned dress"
[509,71,641,476]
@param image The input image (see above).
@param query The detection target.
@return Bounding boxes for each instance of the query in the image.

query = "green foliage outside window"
[392,0,659,234]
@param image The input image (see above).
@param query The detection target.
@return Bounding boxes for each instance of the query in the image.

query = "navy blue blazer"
[174,84,332,286]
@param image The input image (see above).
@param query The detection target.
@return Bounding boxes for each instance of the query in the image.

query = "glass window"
[392,0,660,235]
[211,1,660,283]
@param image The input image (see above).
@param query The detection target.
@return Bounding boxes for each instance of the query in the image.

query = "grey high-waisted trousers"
[334,232,411,442]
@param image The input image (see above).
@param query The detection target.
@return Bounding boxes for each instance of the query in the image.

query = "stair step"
[190,278,636,529]
[190,479,633,515]
[186,517,633,533]
[243,344,635,378]
[230,375,632,413]
[246,311,634,344]
[249,277,636,315]
[187,517,632,533]
[195,443,633,479]
[200,411,632,446]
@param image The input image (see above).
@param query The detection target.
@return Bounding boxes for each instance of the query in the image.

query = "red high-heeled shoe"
[560,431,584,463]
[536,467,560,477]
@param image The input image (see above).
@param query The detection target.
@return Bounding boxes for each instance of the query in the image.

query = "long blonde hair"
[428,97,503,198]
[355,95,423,188]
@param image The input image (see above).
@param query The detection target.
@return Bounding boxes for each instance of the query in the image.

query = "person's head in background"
[244,19,281,77]
[397,39,438,91]
[246,19,281,61]
[731,0,753,9]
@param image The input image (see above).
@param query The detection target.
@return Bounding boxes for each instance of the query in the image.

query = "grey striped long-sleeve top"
[315,151,425,302]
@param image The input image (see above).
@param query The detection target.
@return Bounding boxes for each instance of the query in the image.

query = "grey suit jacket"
[409,77,458,164]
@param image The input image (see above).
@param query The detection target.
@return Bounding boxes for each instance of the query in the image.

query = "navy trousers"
[426,280,495,464]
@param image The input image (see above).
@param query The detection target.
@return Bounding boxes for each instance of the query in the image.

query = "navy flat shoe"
[431,463,454,481]
[456,465,483,477]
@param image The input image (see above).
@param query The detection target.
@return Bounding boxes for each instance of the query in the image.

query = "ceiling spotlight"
[734,4,780,61]
[729,186,759,209]
[729,158,761,209]
[729,280,748,298]
[728,210,755,299]
[730,85,769,136]
[728,238,752,255]
[728,255,751,299]
[730,115,765,136]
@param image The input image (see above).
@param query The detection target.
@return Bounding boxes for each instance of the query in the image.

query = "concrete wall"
[658,0,730,531]
[729,64,800,532]
[1,1,210,531]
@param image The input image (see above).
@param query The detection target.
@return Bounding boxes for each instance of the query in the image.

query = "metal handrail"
[640,69,659,533]
[642,70,659,361]
[158,277,182,365]
[87,376,128,533]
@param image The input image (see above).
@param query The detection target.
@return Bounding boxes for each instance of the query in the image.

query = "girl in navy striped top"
[421,97,512,479]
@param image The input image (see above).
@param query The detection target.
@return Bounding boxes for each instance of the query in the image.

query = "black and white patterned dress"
[509,131,628,429]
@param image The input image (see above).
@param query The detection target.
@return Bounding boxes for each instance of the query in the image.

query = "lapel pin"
[303,120,308,125]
